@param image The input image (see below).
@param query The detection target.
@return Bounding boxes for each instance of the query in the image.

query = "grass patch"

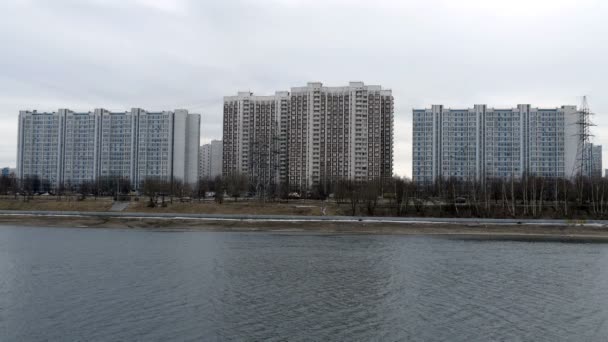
[0,196,350,216]
[0,198,113,212]
[126,200,343,216]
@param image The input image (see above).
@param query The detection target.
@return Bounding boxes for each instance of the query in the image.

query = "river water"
[1,225,607,341]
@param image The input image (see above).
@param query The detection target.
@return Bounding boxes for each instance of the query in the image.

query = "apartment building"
[223,91,289,190]
[588,144,603,178]
[412,104,589,184]
[223,82,394,192]
[62,109,99,185]
[97,108,134,180]
[17,108,200,188]
[199,140,223,179]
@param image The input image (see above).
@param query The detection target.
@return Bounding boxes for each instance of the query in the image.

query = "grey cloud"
[0,0,606,175]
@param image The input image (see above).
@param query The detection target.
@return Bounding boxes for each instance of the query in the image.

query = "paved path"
[110,202,130,212]
[0,210,606,227]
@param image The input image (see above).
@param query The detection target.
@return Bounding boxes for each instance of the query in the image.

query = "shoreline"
[1,211,608,241]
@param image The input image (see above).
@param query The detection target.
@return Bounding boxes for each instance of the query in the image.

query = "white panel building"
[223,82,394,192]
[62,109,100,186]
[588,144,603,178]
[412,104,588,184]
[98,109,134,180]
[16,110,63,186]
[199,140,223,179]
[17,108,200,188]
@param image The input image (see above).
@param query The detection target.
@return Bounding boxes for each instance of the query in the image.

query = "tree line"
[2,172,608,219]
[389,175,608,219]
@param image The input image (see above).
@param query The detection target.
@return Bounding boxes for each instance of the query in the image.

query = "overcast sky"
[1,0,606,177]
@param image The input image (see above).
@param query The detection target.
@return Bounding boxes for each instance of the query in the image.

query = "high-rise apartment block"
[412,104,596,184]
[199,140,223,179]
[17,108,200,188]
[223,91,288,190]
[588,144,603,178]
[223,82,394,192]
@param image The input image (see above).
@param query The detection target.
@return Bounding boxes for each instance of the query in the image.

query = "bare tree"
[141,177,171,207]
[224,172,248,202]
[362,179,381,216]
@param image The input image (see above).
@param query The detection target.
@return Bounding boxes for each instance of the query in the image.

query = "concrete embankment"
[0,209,607,226]
[0,210,607,240]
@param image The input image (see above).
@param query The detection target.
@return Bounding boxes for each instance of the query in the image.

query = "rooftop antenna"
[574,96,596,178]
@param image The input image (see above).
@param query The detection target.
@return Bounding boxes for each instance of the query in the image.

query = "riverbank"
[2,197,607,221]
[0,197,340,215]
[1,211,608,241]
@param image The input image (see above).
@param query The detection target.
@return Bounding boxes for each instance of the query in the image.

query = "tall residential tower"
[199,140,223,179]
[223,91,289,191]
[17,108,200,188]
[223,82,394,192]
[412,104,600,184]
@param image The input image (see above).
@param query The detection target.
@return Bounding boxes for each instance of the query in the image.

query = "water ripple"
[0,227,607,341]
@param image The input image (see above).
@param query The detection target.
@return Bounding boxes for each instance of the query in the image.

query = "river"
[1,225,607,341]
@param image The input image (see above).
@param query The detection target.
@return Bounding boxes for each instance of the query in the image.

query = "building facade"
[17,108,200,188]
[223,82,394,192]
[199,140,223,179]
[588,144,603,178]
[412,104,588,184]
[223,91,288,191]
[16,110,64,186]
